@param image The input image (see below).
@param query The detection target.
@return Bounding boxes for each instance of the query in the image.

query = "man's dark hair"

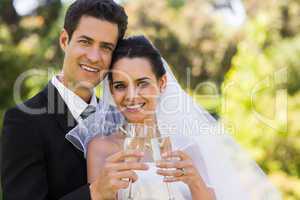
[109,35,166,81]
[64,0,128,40]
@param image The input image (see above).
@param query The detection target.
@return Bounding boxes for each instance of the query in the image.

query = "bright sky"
[13,0,121,16]
[13,0,40,16]
[13,0,245,27]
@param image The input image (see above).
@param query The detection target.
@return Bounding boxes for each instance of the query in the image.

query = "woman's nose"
[125,85,138,101]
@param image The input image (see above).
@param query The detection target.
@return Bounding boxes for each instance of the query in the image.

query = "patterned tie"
[80,105,96,120]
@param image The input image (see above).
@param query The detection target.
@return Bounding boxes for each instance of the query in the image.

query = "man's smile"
[79,64,100,73]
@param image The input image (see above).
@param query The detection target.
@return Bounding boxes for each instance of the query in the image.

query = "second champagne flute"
[123,123,147,200]
[151,136,175,200]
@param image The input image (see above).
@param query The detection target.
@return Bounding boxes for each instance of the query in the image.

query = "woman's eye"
[113,84,126,90]
[138,81,149,88]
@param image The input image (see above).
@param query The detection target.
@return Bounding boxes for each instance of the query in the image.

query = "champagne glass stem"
[128,179,133,200]
[165,182,172,199]
[165,182,174,200]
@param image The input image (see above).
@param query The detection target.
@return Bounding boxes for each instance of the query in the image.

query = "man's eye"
[101,45,113,52]
[79,40,90,45]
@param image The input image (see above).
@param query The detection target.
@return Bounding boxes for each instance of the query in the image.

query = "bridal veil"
[66,58,281,200]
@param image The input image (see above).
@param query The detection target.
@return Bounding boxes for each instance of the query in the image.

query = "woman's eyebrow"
[136,77,151,82]
[112,81,124,85]
[112,77,151,85]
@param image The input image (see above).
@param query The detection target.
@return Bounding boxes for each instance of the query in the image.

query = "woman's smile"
[124,103,146,112]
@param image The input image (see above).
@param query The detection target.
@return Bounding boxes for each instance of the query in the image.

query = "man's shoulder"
[2,83,57,141]
[4,84,49,120]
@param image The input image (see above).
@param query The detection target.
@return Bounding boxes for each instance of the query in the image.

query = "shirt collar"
[51,76,97,122]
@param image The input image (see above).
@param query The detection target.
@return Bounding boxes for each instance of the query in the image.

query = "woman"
[66,36,281,200]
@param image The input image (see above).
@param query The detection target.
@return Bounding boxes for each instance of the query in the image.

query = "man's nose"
[86,48,101,64]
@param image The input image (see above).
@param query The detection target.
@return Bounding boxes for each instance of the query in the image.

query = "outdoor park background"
[0,0,299,199]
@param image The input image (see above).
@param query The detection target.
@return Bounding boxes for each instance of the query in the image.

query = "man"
[1,0,127,199]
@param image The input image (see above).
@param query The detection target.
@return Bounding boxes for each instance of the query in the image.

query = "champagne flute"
[123,123,147,200]
[151,136,175,200]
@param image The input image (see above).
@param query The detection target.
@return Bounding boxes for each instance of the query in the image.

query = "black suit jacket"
[1,82,91,200]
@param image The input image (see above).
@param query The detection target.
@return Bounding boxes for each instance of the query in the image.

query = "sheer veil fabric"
[66,59,281,200]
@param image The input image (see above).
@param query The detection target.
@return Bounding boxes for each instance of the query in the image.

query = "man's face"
[60,15,119,90]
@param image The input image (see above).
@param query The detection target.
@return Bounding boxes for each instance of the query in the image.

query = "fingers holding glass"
[96,150,148,199]
[155,150,201,185]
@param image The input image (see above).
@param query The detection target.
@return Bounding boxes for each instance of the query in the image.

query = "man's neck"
[74,88,92,103]
[58,75,93,103]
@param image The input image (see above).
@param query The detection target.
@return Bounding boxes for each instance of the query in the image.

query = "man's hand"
[89,150,149,200]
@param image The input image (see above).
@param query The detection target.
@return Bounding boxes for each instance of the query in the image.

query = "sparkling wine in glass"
[151,136,175,200]
[123,123,147,200]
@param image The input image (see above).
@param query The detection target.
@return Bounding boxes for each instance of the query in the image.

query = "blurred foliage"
[125,0,239,91]
[0,0,300,199]
[221,0,300,199]
[0,0,63,114]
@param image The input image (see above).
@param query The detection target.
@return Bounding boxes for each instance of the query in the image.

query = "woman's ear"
[159,74,167,93]
[59,29,70,52]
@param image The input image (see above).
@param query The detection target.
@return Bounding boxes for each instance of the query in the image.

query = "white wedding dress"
[117,162,191,200]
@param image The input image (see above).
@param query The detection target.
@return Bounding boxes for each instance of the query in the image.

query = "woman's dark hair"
[108,35,166,81]
[64,0,128,40]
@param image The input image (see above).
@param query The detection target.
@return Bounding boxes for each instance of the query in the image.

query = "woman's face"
[110,57,166,123]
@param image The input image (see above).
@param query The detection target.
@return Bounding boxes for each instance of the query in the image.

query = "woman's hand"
[156,150,215,200]
[90,150,149,200]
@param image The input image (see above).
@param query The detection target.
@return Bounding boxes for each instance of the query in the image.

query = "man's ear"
[59,29,70,52]
[159,74,167,93]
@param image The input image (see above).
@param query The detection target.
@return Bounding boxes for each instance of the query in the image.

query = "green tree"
[0,0,64,128]
[222,0,300,198]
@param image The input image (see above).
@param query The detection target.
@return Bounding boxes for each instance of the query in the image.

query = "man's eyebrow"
[78,35,93,42]
[77,35,115,48]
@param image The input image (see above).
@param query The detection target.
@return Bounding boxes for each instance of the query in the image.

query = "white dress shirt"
[51,76,98,122]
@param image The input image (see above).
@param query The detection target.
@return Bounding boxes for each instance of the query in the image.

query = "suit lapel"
[40,81,87,162]
[42,82,78,135]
